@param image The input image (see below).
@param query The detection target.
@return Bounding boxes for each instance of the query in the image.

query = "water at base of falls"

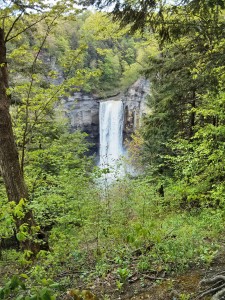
[99,100,124,182]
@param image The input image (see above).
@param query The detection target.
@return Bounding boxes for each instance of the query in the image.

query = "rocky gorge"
[60,78,150,153]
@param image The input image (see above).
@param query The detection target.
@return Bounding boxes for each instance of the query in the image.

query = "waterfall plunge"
[99,100,124,178]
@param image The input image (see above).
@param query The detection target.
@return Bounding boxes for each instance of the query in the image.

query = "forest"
[1,0,225,299]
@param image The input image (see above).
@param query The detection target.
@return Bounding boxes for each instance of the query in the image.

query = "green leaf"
[20,274,29,279]
[40,289,52,300]
[16,232,27,242]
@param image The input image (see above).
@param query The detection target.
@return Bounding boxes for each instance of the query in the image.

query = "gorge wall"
[61,78,150,153]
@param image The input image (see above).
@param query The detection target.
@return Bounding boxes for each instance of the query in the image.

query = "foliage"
[2,0,225,298]
[0,274,58,300]
[2,176,224,296]
[131,1,225,212]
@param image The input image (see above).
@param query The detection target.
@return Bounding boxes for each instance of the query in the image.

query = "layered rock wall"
[61,78,150,153]
[122,78,150,141]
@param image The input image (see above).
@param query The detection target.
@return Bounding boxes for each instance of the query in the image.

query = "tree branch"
[20,9,64,173]
[4,10,24,42]
[5,14,47,42]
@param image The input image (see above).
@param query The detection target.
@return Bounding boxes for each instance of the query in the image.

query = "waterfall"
[99,100,124,177]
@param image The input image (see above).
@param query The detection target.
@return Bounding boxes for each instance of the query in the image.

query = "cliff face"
[61,78,150,153]
[61,92,99,152]
[122,78,150,141]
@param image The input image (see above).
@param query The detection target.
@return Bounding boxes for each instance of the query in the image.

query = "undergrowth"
[0,176,225,299]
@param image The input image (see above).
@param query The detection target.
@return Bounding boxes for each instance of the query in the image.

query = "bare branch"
[5,14,47,42]
[4,9,24,42]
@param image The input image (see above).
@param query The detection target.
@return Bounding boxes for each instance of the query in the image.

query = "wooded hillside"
[0,1,225,299]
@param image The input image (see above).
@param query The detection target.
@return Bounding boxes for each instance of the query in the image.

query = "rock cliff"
[122,78,150,141]
[61,78,150,153]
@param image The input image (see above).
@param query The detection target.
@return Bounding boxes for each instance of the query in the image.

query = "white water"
[99,100,124,179]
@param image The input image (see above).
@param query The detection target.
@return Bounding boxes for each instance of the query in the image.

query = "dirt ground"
[120,250,225,300]
[1,249,225,299]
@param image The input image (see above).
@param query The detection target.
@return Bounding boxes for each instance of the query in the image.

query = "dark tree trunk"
[0,28,44,255]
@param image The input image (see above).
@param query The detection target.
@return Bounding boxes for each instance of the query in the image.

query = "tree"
[0,13,39,253]
[0,0,82,255]
[92,0,225,173]
[82,1,225,298]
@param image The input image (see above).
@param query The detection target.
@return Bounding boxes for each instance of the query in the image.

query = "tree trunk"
[0,28,44,255]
